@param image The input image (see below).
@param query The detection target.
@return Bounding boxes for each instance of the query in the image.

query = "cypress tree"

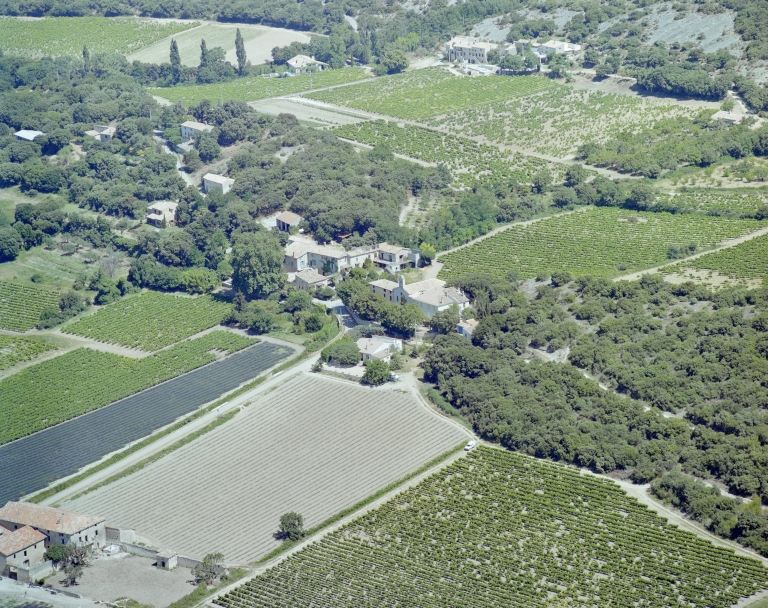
[235,28,247,76]
[82,45,90,74]
[170,38,181,68]
[199,39,208,69]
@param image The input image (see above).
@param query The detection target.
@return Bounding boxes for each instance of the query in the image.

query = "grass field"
[305,68,556,121]
[63,291,232,351]
[667,232,768,285]
[0,331,254,445]
[0,336,56,370]
[437,207,766,281]
[0,17,197,58]
[63,374,468,563]
[216,447,768,608]
[151,68,371,106]
[335,120,564,187]
[0,281,60,331]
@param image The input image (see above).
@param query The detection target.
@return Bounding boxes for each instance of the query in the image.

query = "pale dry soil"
[47,553,196,608]
[248,97,366,126]
[62,373,467,564]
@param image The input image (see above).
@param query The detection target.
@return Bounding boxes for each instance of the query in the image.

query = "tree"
[326,341,361,365]
[197,135,221,163]
[62,564,83,586]
[430,304,460,334]
[381,302,424,336]
[235,28,247,76]
[532,168,553,193]
[283,289,312,313]
[278,512,304,541]
[199,39,209,69]
[170,38,181,68]
[379,49,409,74]
[82,45,90,74]
[183,148,202,171]
[548,53,569,79]
[363,359,390,385]
[231,231,286,299]
[115,217,130,235]
[419,242,436,265]
[193,552,225,586]
[181,267,220,294]
[565,164,587,186]
[100,251,125,278]
[45,543,73,565]
[0,226,23,261]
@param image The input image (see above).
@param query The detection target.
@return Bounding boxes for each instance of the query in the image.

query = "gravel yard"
[63,374,467,565]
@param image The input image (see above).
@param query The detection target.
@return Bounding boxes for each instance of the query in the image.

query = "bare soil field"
[126,21,312,67]
[248,98,366,126]
[62,374,468,565]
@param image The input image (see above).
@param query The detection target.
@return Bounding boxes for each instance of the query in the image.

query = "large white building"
[203,173,235,195]
[180,120,214,141]
[283,237,420,276]
[369,276,470,319]
[445,37,495,64]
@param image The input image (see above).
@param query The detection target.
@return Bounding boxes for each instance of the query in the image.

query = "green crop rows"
[437,207,766,281]
[0,330,254,445]
[216,447,768,608]
[655,189,768,215]
[63,291,232,351]
[668,232,768,284]
[305,68,556,121]
[152,68,371,106]
[0,281,60,331]
[335,120,563,187]
[428,86,693,158]
[0,17,197,58]
[0,336,56,370]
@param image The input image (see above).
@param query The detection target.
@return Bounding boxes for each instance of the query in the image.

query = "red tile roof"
[0,525,46,556]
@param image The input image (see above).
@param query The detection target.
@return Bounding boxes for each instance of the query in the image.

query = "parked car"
[464,440,477,451]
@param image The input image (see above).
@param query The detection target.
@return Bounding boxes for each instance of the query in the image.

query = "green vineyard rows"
[306,67,556,121]
[668,232,768,283]
[0,17,197,58]
[654,189,768,215]
[152,68,371,106]
[437,207,766,281]
[334,120,563,187]
[0,331,254,445]
[216,447,768,608]
[0,281,60,332]
[0,336,56,371]
[63,291,232,351]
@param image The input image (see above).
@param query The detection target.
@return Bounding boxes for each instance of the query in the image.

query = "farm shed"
[203,173,235,195]
[180,120,214,141]
[156,548,178,570]
[0,501,106,549]
[276,210,303,232]
[146,201,178,227]
[0,524,48,582]
[14,130,44,142]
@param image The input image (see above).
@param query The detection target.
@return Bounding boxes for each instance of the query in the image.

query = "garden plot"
[126,22,311,67]
[63,374,467,564]
[0,17,196,58]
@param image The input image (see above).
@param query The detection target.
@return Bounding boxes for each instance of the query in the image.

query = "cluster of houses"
[444,36,582,67]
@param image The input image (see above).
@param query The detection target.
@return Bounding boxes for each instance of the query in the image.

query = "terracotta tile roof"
[0,525,46,556]
[0,502,104,535]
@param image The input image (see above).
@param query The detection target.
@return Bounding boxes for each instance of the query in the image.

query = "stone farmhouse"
[293,268,330,292]
[203,173,235,195]
[283,237,420,276]
[369,276,470,319]
[276,210,304,232]
[85,125,116,142]
[146,201,178,227]
[445,37,495,63]
[287,54,326,74]
[0,502,106,549]
[180,120,214,141]
[0,524,47,581]
[356,337,402,363]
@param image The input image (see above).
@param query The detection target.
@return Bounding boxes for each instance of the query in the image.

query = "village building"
[356,337,402,363]
[180,120,214,141]
[370,276,469,319]
[286,54,326,74]
[85,125,116,142]
[445,37,495,64]
[0,524,48,581]
[275,210,304,232]
[540,40,582,56]
[284,237,403,275]
[203,173,235,195]
[374,244,420,274]
[293,268,331,292]
[146,201,179,227]
[0,501,106,549]
[14,130,45,142]
[458,318,479,339]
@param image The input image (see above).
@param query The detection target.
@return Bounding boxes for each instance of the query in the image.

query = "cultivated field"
[305,68,556,121]
[248,98,366,126]
[0,340,289,504]
[0,335,56,370]
[63,291,232,351]
[667,232,768,285]
[126,22,312,67]
[216,447,768,608]
[437,207,767,281]
[63,374,468,563]
[654,189,768,215]
[0,281,59,331]
[335,120,564,187]
[0,17,196,58]
[151,68,371,106]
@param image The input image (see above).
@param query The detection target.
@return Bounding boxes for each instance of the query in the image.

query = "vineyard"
[151,68,370,106]
[654,189,768,216]
[335,120,564,187]
[428,86,694,158]
[305,68,556,121]
[63,375,467,563]
[0,330,255,445]
[63,291,232,351]
[0,17,196,58]
[0,281,59,331]
[668,232,768,284]
[215,447,768,608]
[437,207,766,281]
[0,340,289,504]
[0,336,56,370]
